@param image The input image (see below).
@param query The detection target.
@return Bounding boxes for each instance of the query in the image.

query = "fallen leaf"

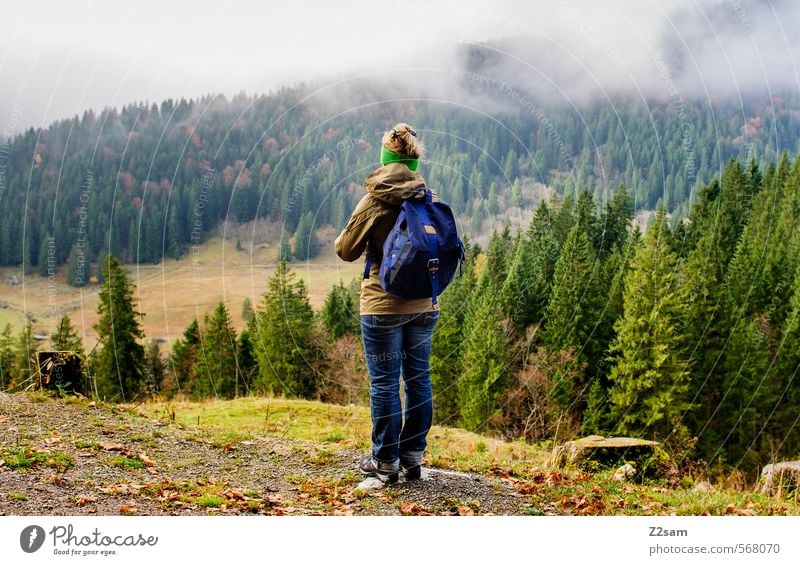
[99,442,126,452]
[517,482,539,495]
[399,502,432,516]
[239,440,255,446]
[0,416,9,424]
[45,436,62,446]
[77,496,97,507]
[456,505,475,516]
[138,453,156,467]
[119,505,137,514]
[724,504,737,515]
[223,489,245,501]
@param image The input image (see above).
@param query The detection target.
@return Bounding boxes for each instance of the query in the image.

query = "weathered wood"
[553,435,668,477]
[37,351,84,395]
[759,461,800,495]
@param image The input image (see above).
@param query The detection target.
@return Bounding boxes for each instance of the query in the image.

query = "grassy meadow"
[0,230,361,348]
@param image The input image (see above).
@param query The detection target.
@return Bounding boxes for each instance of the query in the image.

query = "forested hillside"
[4,153,798,475]
[2,80,799,281]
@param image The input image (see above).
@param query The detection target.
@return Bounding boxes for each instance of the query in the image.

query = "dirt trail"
[0,393,540,516]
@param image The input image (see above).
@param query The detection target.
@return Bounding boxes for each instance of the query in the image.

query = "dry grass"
[0,233,361,348]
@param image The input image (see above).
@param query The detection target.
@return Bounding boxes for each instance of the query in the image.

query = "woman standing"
[334,123,438,483]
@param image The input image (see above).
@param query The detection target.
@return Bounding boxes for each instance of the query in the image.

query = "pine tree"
[597,185,634,257]
[574,189,599,250]
[773,264,800,460]
[541,224,602,415]
[457,283,510,432]
[510,178,522,208]
[293,211,319,260]
[580,235,636,434]
[194,302,238,399]
[241,297,255,324]
[606,210,692,442]
[166,318,200,398]
[277,230,292,262]
[90,255,145,401]
[482,227,511,296]
[13,322,39,389]
[0,324,16,390]
[500,201,560,332]
[253,260,317,397]
[237,326,258,395]
[711,317,777,471]
[431,245,477,425]
[321,282,359,340]
[51,314,84,354]
[142,339,166,397]
[37,234,54,277]
[66,243,88,287]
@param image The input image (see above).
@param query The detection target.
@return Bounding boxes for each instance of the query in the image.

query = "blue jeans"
[360,311,439,466]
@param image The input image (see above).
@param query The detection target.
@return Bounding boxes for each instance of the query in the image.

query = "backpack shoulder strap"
[408,189,440,308]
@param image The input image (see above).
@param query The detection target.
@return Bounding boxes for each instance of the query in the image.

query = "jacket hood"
[364,163,427,206]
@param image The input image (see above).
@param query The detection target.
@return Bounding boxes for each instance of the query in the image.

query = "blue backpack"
[364,188,464,307]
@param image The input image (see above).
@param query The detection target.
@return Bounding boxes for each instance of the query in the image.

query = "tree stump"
[553,435,669,477]
[38,351,84,395]
[759,461,800,495]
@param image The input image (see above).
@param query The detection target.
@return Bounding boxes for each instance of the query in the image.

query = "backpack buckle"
[427,258,439,272]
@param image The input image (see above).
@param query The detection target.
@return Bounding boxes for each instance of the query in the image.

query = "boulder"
[759,461,800,495]
[553,435,669,477]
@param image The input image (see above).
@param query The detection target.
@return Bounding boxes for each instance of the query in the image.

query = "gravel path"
[0,393,539,516]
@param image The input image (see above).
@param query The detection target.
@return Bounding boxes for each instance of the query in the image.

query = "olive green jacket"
[334,163,436,315]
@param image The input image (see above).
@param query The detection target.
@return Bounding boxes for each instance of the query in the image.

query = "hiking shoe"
[401,463,422,481]
[359,455,399,484]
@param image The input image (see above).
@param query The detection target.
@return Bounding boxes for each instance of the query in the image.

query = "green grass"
[110,455,146,471]
[1,448,73,472]
[134,396,800,515]
[196,494,226,508]
[138,397,548,475]
[0,306,24,330]
[9,491,28,501]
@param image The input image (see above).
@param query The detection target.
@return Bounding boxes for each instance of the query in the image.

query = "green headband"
[380,147,419,171]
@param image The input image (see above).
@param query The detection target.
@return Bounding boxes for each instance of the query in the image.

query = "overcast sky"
[2,0,799,136]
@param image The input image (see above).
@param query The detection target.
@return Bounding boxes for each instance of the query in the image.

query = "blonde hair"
[382,123,424,158]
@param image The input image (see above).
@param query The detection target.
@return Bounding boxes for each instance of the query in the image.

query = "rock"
[693,481,715,493]
[553,435,669,477]
[355,476,385,490]
[759,461,800,495]
[614,463,637,481]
